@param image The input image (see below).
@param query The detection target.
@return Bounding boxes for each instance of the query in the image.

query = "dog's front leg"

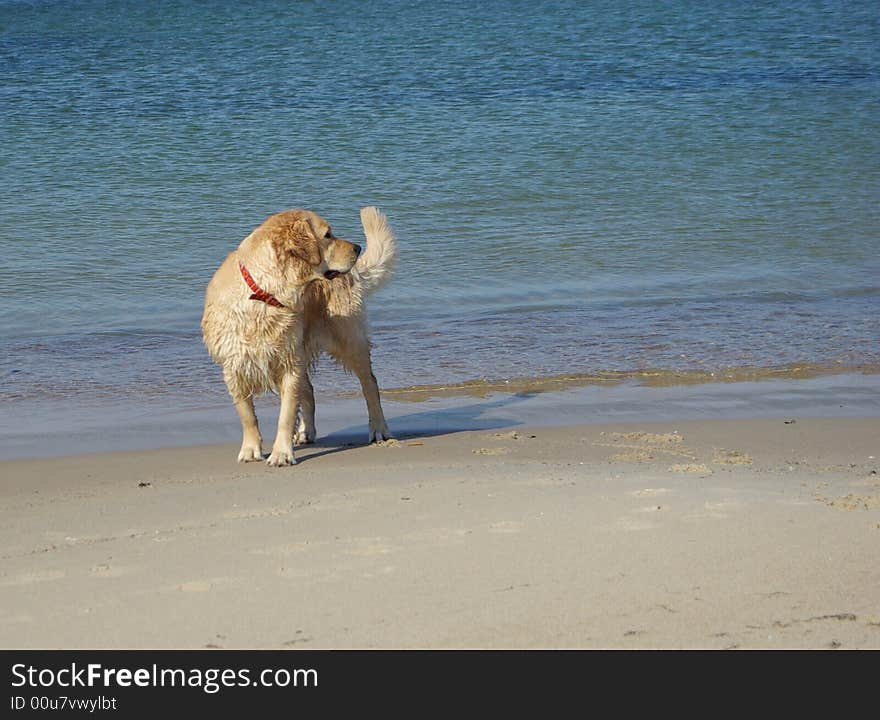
[234,395,263,462]
[267,371,302,466]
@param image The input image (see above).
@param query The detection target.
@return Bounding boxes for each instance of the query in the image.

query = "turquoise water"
[1,0,879,453]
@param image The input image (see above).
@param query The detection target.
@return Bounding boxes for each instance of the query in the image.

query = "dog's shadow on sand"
[294,392,534,465]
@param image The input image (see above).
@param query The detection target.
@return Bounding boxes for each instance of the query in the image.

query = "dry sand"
[1,416,878,649]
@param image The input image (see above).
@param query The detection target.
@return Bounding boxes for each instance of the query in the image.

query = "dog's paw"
[237,444,263,462]
[266,446,297,467]
[369,425,393,444]
[293,427,316,446]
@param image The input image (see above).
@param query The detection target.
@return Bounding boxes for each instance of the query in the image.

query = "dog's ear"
[290,220,322,266]
[272,218,322,267]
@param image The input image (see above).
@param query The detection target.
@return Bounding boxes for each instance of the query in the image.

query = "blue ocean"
[1,0,878,457]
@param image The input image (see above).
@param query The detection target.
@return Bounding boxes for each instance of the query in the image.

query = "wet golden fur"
[201,207,395,466]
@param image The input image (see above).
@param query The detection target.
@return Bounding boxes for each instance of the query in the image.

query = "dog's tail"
[352,206,396,294]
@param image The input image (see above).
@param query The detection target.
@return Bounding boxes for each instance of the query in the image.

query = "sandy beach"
[2,411,878,649]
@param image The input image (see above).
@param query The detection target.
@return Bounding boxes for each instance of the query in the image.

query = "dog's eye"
[323,228,332,239]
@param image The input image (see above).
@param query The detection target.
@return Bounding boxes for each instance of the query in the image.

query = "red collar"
[239,262,285,308]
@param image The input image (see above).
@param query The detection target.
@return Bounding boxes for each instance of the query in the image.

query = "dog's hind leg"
[358,365,392,443]
[234,395,263,462]
[338,342,391,443]
[294,373,317,445]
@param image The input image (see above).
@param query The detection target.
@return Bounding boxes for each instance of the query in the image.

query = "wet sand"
[1,415,878,649]
[377,363,880,401]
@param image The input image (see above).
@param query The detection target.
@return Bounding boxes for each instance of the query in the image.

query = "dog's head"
[265,209,361,283]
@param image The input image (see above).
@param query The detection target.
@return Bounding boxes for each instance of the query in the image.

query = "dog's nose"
[353,243,362,257]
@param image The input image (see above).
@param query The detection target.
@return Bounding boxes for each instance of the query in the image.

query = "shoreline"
[375,362,880,400]
[1,415,878,649]
[2,370,879,462]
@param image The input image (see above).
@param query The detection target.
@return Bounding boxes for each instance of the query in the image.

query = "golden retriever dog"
[202,207,396,466]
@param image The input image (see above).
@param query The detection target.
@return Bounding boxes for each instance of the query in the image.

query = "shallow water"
[1,0,878,456]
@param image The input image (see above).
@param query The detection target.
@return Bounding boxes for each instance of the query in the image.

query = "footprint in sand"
[0,613,34,625]
[604,516,656,532]
[473,447,511,456]
[630,488,672,497]
[406,527,471,546]
[344,537,400,557]
[89,563,133,578]
[712,449,753,465]
[222,506,290,520]
[488,520,524,534]
[362,565,396,579]
[597,431,696,463]
[818,494,880,511]
[282,634,313,647]
[0,570,65,587]
[517,477,573,488]
[685,500,741,520]
[178,580,214,592]
[251,541,316,556]
[669,463,713,475]
[277,567,339,583]
[177,578,236,592]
